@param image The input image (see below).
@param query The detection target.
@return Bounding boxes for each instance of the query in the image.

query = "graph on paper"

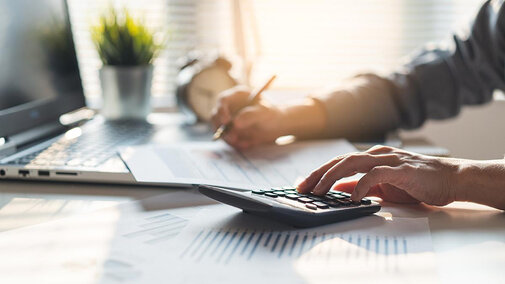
[179,228,410,266]
[145,208,436,284]
[121,212,189,245]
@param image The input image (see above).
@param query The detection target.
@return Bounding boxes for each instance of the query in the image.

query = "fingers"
[312,153,401,195]
[297,154,350,193]
[233,105,270,130]
[223,127,266,151]
[351,166,403,201]
[211,87,251,128]
[366,145,395,155]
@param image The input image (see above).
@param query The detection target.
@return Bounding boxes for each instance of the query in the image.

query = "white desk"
[0,113,504,283]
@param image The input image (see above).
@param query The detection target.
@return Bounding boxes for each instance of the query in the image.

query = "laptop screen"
[0,0,85,138]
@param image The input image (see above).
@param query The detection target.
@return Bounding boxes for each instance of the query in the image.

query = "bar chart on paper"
[146,207,437,283]
[180,228,414,268]
[121,212,189,245]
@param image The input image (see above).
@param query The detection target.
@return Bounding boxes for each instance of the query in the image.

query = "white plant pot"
[99,65,153,120]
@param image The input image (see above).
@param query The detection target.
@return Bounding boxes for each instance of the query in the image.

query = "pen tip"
[212,127,224,141]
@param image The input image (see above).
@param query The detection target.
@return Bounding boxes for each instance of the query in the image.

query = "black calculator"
[198,185,381,227]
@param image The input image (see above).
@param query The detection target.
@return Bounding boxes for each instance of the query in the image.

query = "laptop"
[0,0,158,184]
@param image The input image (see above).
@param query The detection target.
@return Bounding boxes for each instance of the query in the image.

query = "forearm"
[455,159,505,210]
[310,74,401,140]
[279,99,327,140]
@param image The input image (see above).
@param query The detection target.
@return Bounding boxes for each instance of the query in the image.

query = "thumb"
[233,105,270,129]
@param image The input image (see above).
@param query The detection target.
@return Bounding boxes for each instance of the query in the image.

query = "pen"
[212,75,277,141]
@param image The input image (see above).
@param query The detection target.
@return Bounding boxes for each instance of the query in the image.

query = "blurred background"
[68,0,503,159]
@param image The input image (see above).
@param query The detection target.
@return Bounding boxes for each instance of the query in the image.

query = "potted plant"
[91,9,162,120]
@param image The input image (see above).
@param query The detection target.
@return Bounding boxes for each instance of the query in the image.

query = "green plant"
[91,9,163,66]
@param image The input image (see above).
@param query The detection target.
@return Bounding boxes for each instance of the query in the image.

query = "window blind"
[68,0,485,107]
[245,0,485,89]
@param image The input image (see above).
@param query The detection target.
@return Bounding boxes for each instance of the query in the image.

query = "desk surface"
[1,113,504,283]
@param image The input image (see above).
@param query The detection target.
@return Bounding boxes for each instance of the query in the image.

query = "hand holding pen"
[212,75,277,141]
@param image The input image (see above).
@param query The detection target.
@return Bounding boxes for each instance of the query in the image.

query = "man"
[211,1,505,210]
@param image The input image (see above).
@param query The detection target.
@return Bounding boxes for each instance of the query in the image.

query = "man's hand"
[211,86,327,150]
[297,145,462,206]
[211,86,287,150]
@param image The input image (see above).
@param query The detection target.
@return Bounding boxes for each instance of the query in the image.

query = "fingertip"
[350,191,360,202]
[296,180,310,193]
[312,182,328,196]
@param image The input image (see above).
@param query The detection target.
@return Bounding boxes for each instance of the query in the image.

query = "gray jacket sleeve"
[313,0,505,140]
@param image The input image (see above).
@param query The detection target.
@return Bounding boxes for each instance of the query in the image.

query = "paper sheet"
[143,206,437,284]
[0,190,214,284]
[120,139,358,189]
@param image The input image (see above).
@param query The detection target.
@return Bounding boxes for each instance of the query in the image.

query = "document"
[0,190,214,284]
[142,206,437,284]
[120,139,358,189]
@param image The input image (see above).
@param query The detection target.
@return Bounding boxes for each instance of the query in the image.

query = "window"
[68,0,486,108]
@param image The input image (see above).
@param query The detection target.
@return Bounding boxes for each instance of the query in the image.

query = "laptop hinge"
[0,121,67,158]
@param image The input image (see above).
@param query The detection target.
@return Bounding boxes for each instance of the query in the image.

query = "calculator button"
[284,190,297,194]
[332,195,346,200]
[351,200,362,206]
[313,202,329,209]
[323,200,340,207]
[282,186,296,190]
[361,198,372,205]
[252,190,264,195]
[271,187,283,191]
[265,192,278,198]
[297,197,313,203]
[336,199,351,206]
[308,195,324,201]
[286,194,299,200]
[274,191,286,197]
[305,204,317,210]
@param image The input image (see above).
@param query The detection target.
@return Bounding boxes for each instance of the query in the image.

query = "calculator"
[198,185,381,227]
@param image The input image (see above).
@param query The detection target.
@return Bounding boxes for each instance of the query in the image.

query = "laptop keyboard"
[6,121,153,168]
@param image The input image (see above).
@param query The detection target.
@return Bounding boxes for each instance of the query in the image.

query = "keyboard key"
[308,194,324,201]
[339,192,351,197]
[336,199,351,206]
[252,190,264,195]
[50,160,66,166]
[323,200,340,207]
[66,159,83,166]
[285,194,299,200]
[265,192,278,198]
[305,203,317,210]
[282,186,296,190]
[271,187,283,191]
[313,202,329,209]
[273,191,286,197]
[351,200,362,206]
[297,197,313,203]
[332,195,346,200]
[361,198,372,205]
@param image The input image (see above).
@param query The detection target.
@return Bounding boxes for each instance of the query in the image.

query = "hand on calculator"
[297,145,462,206]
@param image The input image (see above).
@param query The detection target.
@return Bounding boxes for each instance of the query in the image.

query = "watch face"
[187,66,236,122]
